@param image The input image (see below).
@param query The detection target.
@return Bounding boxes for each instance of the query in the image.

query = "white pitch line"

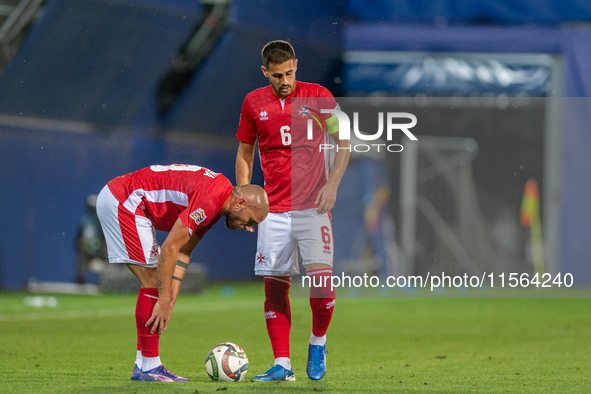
[0,299,261,322]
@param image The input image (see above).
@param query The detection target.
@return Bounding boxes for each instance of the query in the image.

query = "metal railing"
[0,0,43,72]
[0,0,43,44]
[157,0,231,115]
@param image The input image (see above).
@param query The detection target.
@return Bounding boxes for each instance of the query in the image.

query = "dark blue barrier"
[0,125,257,289]
[0,126,133,288]
[344,24,562,53]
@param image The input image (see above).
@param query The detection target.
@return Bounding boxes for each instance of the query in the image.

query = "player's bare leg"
[305,263,334,380]
[254,275,296,381]
[126,264,189,382]
[127,264,158,287]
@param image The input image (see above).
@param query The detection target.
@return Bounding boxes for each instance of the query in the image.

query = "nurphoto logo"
[306,109,418,153]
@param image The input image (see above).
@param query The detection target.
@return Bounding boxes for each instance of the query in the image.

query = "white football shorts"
[96,185,160,268]
[254,208,334,276]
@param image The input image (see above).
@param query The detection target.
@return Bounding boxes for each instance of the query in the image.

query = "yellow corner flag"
[520,178,544,274]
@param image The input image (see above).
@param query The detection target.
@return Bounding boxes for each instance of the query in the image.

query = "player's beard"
[276,82,293,98]
[225,207,245,230]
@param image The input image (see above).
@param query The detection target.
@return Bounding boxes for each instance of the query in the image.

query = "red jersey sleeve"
[181,203,219,239]
[236,94,257,144]
[191,213,219,239]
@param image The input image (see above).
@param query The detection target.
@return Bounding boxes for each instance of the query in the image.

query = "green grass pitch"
[1,282,590,393]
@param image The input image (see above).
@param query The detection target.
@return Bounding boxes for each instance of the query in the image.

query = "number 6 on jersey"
[280,126,291,146]
[321,226,331,245]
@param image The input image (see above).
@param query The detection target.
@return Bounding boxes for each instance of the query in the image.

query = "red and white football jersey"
[107,164,233,238]
[236,81,337,212]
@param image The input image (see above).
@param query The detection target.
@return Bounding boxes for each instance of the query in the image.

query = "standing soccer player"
[235,40,350,381]
[96,164,268,382]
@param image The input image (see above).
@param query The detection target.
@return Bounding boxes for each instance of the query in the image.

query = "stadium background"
[1,0,591,289]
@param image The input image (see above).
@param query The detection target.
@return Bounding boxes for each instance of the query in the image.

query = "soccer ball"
[205,342,249,382]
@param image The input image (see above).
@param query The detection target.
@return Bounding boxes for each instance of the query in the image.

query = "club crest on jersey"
[259,110,268,120]
[149,245,159,259]
[190,208,207,225]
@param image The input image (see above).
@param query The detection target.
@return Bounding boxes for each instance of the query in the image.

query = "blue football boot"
[306,343,328,380]
[138,365,189,382]
[130,364,141,380]
[254,364,296,381]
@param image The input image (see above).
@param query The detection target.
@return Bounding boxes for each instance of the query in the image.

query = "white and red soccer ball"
[205,342,248,382]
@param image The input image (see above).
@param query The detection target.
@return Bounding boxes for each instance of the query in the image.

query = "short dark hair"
[261,40,295,69]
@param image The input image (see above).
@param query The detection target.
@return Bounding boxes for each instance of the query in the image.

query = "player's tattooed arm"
[172,260,187,282]
[156,265,163,295]
[147,218,192,336]
[170,235,200,306]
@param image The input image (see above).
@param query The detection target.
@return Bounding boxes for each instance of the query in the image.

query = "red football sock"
[308,269,335,338]
[136,288,160,358]
[264,276,292,359]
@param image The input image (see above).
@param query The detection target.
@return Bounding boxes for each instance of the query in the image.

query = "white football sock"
[274,357,291,370]
[135,351,142,368]
[142,356,161,372]
[310,333,326,346]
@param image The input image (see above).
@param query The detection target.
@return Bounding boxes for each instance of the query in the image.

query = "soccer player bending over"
[235,40,350,381]
[96,164,268,382]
